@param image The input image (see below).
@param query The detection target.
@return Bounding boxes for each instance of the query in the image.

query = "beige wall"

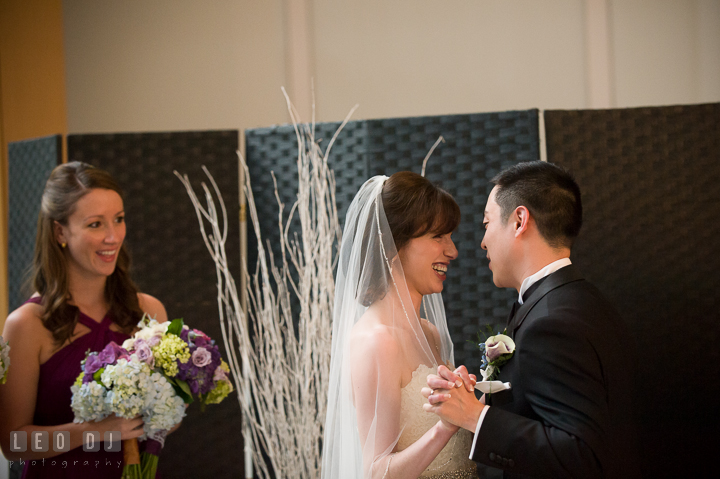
[62,0,720,133]
[612,0,720,107]
[312,0,589,121]
[63,0,288,133]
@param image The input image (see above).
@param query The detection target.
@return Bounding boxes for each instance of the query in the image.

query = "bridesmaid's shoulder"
[3,295,48,344]
[137,293,168,323]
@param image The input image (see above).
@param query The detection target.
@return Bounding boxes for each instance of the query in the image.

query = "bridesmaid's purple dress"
[21,297,128,479]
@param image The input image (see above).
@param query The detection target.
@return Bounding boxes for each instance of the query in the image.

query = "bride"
[322,172,479,479]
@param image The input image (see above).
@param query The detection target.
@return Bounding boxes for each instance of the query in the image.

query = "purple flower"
[188,379,200,395]
[188,329,213,349]
[192,347,212,368]
[84,354,102,374]
[146,335,161,348]
[97,342,127,366]
[83,354,102,383]
[134,339,154,367]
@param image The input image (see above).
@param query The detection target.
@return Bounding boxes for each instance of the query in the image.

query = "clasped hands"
[422,365,487,432]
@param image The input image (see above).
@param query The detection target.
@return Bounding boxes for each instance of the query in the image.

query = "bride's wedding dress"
[398,365,479,478]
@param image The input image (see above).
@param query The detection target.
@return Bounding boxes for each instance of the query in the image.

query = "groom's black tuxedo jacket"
[472,265,641,478]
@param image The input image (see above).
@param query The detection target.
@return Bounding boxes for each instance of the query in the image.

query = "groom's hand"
[422,365,485,432]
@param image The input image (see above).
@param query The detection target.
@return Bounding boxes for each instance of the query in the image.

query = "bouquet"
[0,335,10,384]
[71,316,233,478]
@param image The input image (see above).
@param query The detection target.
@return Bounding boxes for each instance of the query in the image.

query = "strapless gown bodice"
[397,364,478,478]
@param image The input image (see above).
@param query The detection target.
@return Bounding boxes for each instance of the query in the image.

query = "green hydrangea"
[152,335,190,377]
[73,372,83,388]
[204,378,234,405]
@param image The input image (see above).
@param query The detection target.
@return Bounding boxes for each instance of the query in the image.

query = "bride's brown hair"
[32,161,143,345]
[382,171,460,251]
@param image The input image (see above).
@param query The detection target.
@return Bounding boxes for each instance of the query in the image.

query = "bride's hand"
[436,418,460,435]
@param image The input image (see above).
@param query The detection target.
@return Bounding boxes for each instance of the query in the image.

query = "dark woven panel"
[67,131,243,478]
[7,135,61,311]
[245,121,368,257]
[244,121,369,328]
[545,103,720,477]
[246,111,540,373]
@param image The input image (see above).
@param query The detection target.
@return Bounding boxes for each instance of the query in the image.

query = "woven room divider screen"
[245,110,540,373]
[545,102,720,477]
[7,135,62,312]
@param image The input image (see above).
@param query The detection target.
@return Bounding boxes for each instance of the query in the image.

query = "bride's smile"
[398,231,458,300]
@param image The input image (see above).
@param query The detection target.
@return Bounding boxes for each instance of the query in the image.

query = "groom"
[424,161,640,478]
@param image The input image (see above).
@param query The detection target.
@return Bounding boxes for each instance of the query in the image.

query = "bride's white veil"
[321,175,455,478]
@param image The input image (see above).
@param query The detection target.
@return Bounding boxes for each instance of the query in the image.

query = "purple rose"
[83,354,102,383]
[84,354,102,374]
[97,342,126,366]
[192,347,212,368]
[134,340,154,367]
[146,335,161,348]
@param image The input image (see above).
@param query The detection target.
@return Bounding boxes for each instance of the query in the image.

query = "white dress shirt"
[469,258,572,459]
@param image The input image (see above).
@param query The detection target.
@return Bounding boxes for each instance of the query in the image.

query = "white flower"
[134,317,169,342]
[479,365,495,382]
[485,334,515,362]
[141,371,186,436]
[71,381,110,422]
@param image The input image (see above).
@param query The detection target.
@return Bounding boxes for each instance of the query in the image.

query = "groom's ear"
[513,206,530,237]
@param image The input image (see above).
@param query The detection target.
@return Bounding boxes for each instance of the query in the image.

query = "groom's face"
[481,186,517,289]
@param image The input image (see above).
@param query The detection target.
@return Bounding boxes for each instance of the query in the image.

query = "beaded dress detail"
[397,365,478,478]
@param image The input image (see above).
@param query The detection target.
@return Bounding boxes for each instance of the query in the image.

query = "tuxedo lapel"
[510,265,584,335]
[505,300,520,331]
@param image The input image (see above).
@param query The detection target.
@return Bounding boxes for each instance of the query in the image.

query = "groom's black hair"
[491,161,582,249]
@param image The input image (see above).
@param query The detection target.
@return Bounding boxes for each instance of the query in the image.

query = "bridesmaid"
[0,162,167,478]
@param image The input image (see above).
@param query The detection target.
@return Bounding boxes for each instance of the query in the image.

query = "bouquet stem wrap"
[123,438,141,465]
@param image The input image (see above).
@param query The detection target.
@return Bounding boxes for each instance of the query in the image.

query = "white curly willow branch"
[174,94,355,479]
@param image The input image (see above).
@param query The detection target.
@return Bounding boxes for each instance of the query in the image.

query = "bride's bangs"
[427,190,461,236]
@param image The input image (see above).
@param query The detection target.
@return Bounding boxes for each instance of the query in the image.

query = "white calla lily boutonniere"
[480,333,515,381]
[470,326,515,394]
